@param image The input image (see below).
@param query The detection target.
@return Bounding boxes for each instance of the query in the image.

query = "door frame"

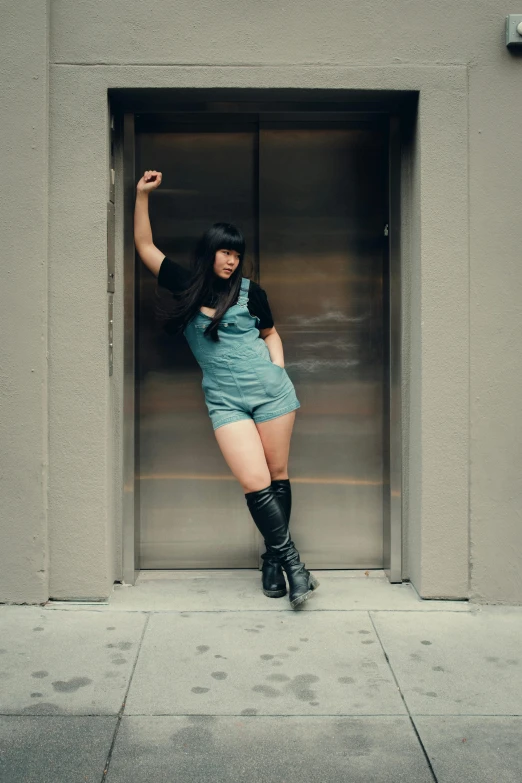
[120,101,403,585]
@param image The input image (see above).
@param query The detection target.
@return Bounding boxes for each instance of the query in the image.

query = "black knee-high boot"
[245,484,320,608]
[259,479,292,598]
[273,478,292,523]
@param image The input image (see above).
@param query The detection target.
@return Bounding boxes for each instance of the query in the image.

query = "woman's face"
[213,248,240,280]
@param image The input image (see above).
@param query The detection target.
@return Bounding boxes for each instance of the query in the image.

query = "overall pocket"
[253,357,289,397]
[195,319,237,333]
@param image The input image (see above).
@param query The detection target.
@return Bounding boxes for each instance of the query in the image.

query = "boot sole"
[263,588,287,598]
[290,576,320,608]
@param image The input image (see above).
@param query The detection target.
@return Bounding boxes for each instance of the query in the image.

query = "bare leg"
[255,410,296,481]
[213,418,286,597]
[214,413,317,607]
[213,419,271,492]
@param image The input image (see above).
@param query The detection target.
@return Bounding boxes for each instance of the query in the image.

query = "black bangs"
[156,221,248,343]
[207,222,245,259]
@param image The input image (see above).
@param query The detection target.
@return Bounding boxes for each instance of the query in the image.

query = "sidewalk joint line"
[99,613,150,781]
[368,612,440,782]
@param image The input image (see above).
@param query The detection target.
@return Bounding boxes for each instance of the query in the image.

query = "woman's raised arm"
[134,170,165,277]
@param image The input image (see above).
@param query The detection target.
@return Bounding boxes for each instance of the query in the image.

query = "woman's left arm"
[248,281,284,366]
[260,327,285,368]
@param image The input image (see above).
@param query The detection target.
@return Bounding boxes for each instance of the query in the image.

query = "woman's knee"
[268,465,289,481]
[241,470,272,494]
[242,463,288,492]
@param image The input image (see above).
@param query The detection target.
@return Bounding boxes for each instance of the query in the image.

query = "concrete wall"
[469,57,522,603]
[0,1,50,603]
[1,0,521,602]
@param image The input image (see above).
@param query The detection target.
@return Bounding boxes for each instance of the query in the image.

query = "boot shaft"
[270,478,292,523]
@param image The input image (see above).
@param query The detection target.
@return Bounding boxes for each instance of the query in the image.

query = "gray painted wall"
[1,1,521,603]
[0,1,50,603]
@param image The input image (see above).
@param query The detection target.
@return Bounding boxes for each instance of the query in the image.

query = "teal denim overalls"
[183,276,300,430]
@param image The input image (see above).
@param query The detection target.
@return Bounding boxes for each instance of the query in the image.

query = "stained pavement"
[0,570,521,782]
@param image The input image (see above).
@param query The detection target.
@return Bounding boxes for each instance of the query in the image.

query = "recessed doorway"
[118,97,402,579]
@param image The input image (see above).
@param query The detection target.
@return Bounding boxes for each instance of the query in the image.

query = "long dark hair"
[156,222,246,342]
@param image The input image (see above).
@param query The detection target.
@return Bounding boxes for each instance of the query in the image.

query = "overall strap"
[237,276,250,304]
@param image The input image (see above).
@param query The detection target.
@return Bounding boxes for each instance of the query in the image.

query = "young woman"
[134,169,319,608]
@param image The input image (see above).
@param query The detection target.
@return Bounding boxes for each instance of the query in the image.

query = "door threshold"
[136,569,387,581]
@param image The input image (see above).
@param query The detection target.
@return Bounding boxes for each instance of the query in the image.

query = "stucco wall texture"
[0,2,50,603]
[1,0,521,603]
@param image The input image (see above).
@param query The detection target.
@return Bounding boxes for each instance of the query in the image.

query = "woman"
[134,169,319,608]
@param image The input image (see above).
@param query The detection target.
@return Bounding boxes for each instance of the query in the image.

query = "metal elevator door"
[135,117,387,569]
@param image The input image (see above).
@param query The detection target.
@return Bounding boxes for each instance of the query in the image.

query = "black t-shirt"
[157,256,275,330]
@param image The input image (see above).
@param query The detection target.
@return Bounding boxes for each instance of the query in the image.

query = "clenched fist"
[136,170,162,194]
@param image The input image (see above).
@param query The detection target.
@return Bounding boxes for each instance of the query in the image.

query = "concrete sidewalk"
[1,571,521,782]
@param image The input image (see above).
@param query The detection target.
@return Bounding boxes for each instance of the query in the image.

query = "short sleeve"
[248,280,274,330]
[157,255,192,294]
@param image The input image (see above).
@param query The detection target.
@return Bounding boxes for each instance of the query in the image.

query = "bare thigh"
[255,411,296,480]
[213,419,271,493]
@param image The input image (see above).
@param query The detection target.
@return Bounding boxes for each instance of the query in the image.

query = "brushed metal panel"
[387,114,403,582]
[259,125,387,568]
[122,112,139,584]
[135,127,259,568]
[134,119,388,571]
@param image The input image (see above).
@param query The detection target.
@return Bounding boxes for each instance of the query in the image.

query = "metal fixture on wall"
[506,15,522,49]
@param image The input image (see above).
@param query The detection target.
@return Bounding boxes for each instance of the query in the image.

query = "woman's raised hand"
[136,170,162,194]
